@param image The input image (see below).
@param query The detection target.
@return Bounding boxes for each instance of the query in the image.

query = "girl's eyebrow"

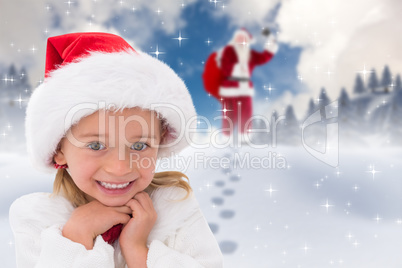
[78,133,107,138]
[79,133,158,140]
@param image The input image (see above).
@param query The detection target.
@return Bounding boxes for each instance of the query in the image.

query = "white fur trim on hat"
[230,28,256,45]
[25,50,197,173]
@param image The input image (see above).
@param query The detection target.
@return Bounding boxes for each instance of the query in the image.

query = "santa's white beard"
[233,44,250,77]
[234,44,250,64]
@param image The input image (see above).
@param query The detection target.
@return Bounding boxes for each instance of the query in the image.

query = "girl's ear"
[53,142,67,165]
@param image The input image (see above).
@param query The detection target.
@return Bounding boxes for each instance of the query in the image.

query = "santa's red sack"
[202,51,223,99]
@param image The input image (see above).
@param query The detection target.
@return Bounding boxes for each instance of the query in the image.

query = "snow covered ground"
[1,144,401,267]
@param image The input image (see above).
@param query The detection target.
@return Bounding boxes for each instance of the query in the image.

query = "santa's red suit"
[219,29,277,136]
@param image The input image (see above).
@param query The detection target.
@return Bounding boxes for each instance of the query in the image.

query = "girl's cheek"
[72,160,98,178]
[140,156,157,174]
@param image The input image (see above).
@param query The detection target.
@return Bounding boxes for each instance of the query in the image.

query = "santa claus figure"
[219,28,277,139]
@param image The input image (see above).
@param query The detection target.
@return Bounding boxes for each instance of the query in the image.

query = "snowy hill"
[1,64,401,267]
[180,145,402,267]
[252,87,402,149]
[1,144,401,267]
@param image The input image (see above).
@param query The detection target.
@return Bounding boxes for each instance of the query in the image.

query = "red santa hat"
[25,32,197,173]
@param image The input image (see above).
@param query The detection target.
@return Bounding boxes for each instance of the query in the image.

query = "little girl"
[9,32,223,267]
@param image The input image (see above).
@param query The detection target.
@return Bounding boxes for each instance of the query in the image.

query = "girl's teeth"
[99,181,130,189]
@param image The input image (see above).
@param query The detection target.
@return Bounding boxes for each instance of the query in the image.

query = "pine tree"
[20,67,30,88]
[353,74,365,94]
[251,119,269,145]
[338,88,351,124]
[395,74,402,91]
[319,87,330,107]
[381,65,392,93]
[8,64,17,77]
[368,69,379,92]
[270,110,280,146]
[271,110,278,123]
[8,64,18,87]
[283,105,299,144]
[306,98,316,117]
[339,88,349,107]
[285,105,298,126]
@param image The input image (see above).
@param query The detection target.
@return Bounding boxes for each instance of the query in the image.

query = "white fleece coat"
[9,187,223,268]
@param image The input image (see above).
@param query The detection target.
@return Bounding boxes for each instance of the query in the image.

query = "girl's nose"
[103,148,138,178]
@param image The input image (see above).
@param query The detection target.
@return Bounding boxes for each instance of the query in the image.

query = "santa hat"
[230,27,255,45]
[25,32,197,173]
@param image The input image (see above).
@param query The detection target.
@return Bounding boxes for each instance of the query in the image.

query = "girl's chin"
[98,197,132,207]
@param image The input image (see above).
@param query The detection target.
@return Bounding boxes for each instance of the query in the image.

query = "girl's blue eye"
[131,142,147,151]
[87,142,105,151]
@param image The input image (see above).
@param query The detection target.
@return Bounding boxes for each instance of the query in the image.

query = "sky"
[0,0,401,122]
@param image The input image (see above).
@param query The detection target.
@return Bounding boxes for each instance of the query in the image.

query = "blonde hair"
[52,114,192,207]
[53,169,192,207]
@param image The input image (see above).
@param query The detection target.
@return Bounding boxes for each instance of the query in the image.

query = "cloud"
[254,91,311,121]
[214,0,280,28]
[0,0,196,85]
[214,0,402,115]
[2,0,400,118]
[276,0,402,97]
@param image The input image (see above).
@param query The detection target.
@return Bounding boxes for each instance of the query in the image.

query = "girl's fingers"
[133,192,155,211]
[112,212,131,225]
[132,193,157,222]
[125,198,145,218]
[112,205,133,215]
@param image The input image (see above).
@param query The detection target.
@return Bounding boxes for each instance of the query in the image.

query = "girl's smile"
[96,179,136,195]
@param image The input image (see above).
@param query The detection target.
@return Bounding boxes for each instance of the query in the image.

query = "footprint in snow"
[208,222,219,234]
[211,197,224,206]
[215,180,225,187]
[222,188,235,196]
[229,175,240,182]
[219,240,238,254]
[220,209,235,219]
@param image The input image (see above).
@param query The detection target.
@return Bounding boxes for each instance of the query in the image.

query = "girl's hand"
[62,200,132,250]
[119,192,157,268]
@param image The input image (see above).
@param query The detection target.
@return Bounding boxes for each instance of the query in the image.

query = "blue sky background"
[1,0,401,122]
[142,1,303,120]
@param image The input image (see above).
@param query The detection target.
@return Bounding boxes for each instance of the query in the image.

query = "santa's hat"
[25,32,196,173]
[230,27,255,45]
